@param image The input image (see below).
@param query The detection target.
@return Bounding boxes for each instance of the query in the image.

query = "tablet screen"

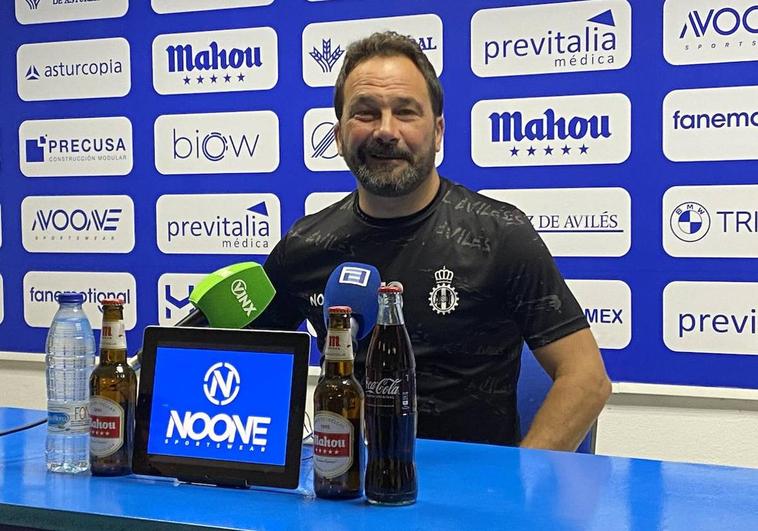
[146,345,294,467]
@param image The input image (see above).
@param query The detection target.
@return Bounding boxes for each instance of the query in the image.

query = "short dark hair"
[333,31,443,120]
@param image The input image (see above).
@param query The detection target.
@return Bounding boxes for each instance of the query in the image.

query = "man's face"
[335,55,443,198]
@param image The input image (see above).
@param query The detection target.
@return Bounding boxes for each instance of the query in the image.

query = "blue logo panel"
[147,346,294,466]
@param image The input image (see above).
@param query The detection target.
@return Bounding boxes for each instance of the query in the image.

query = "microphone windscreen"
[323,263,381,340]
[190,262,276,329]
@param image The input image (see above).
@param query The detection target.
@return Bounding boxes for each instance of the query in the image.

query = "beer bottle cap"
[378,285,403,294]
[328,305,352,314]
[101,298,125,307]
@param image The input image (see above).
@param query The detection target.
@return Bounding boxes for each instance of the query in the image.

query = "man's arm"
[519,328,611,451]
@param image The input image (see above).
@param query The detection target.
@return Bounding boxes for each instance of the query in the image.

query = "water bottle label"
[48,402,89,433]
[313,411,353,479]
[100,320,126,350]
[324,329,353,361]
[90,396,124,457]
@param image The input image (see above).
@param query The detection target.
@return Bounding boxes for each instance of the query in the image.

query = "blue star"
[561,145,571,155]
[196,75,204,84]
[510,147,519,157]
[183,76,190,85]
[237,73,246,82]
[544,145,554,155]
[210,75,218,83]
[527,146,536,156]
[224,74,231,83]
[579,144,589,154]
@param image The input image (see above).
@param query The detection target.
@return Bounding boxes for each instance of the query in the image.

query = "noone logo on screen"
[680,5,758,38]
[203,362,241,406]
[172,129,260,162]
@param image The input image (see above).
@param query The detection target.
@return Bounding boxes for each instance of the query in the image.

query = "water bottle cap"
[56,291,85,304]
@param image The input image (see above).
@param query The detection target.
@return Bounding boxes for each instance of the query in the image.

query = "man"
[259,31,611,451]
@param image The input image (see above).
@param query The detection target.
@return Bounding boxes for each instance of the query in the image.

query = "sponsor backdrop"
[1,0,756,389]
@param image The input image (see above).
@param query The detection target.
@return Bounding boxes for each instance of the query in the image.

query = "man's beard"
[343,137,437,198]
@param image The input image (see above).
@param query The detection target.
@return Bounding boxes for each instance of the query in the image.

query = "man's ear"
[334,121,343,156]
[435,115,444,152]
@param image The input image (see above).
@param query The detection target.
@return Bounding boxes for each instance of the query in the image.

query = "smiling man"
[257,31,611,451]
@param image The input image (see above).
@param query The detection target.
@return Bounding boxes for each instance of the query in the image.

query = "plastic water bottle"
[45,292,96,473]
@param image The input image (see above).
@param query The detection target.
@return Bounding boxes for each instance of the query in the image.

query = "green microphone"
[174,262,276,329]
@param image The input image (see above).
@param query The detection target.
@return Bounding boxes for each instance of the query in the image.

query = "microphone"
[174,262,276,329]
[322,262,381,340]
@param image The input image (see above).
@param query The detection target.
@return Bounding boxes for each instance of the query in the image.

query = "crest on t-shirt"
[428,266,458,315]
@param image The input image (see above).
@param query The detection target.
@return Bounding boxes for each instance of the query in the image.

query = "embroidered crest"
[428,266,458,315]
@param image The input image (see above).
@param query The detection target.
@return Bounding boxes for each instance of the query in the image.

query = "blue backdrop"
[1,0,756,389]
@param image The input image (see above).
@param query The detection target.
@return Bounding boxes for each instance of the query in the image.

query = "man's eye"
[353,111,375,120]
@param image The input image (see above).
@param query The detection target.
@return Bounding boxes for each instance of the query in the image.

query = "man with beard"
[257,32,611,451]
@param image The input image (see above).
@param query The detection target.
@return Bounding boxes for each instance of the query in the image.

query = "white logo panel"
[566,279,631,350]
[152,0,273,13]
[664,0,758,66]
[157,273,206,325]
[17,37,131,102]
[155,111,279,174]
[15,0,128,25]
[479,187,631,257]
[152,27,278,95]
[23,271,137,329]
[471,0,632,77]
[663,85,758,162]
[19,117,133,177]
[305,192,351,215]
[663,185,758,257]
[302,14,442,87]
[21,195,135,254]
[664,281,758,355]
[156,194,281,255]
[303,107,443,172]
[471,93,631,167]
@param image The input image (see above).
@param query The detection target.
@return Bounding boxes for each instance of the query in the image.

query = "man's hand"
[520,328,611,451]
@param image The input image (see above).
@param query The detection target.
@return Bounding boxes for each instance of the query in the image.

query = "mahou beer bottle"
[313,306,365,499]
[364,285,417,505]
[89,299,137,476]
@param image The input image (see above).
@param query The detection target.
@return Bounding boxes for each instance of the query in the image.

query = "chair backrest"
[518,345,593,453]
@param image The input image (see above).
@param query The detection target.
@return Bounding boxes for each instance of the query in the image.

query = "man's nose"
[374,111,399,143]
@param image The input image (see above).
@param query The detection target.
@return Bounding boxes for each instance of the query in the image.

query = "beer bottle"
[364,285,417,505]
[313,306,365,499]
[89,299,137,476]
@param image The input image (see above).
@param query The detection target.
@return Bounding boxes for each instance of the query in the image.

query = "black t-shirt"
[257,177,589,445]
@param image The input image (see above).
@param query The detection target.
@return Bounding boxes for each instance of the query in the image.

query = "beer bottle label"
[313,411,353,479]
[90,396,124,457]
[324,329,353,361]
[100,320,126,350]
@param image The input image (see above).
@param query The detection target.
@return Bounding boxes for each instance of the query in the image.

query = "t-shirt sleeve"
[500,212,589,350]
[254,235,306,331]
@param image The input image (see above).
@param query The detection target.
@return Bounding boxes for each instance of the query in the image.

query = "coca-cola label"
[90,396,124,457]
[313,411,353,479]
[100,320,126,350]
[324,329,353,361]
[48,401,89,433]
[365,372,415,413]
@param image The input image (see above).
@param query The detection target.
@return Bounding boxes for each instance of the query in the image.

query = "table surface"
[0,407,47,436]
[1,409,757,531]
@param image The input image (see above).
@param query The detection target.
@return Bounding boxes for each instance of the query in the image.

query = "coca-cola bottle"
[364,284,417,505]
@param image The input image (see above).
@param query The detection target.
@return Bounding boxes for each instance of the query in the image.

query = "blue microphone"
[322,263,381,340]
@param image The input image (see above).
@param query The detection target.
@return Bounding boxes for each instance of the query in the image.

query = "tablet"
[133,326,310,489]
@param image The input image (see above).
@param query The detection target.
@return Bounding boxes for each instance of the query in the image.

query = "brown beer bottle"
[89,299,137,476]
[313,306,365,499]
